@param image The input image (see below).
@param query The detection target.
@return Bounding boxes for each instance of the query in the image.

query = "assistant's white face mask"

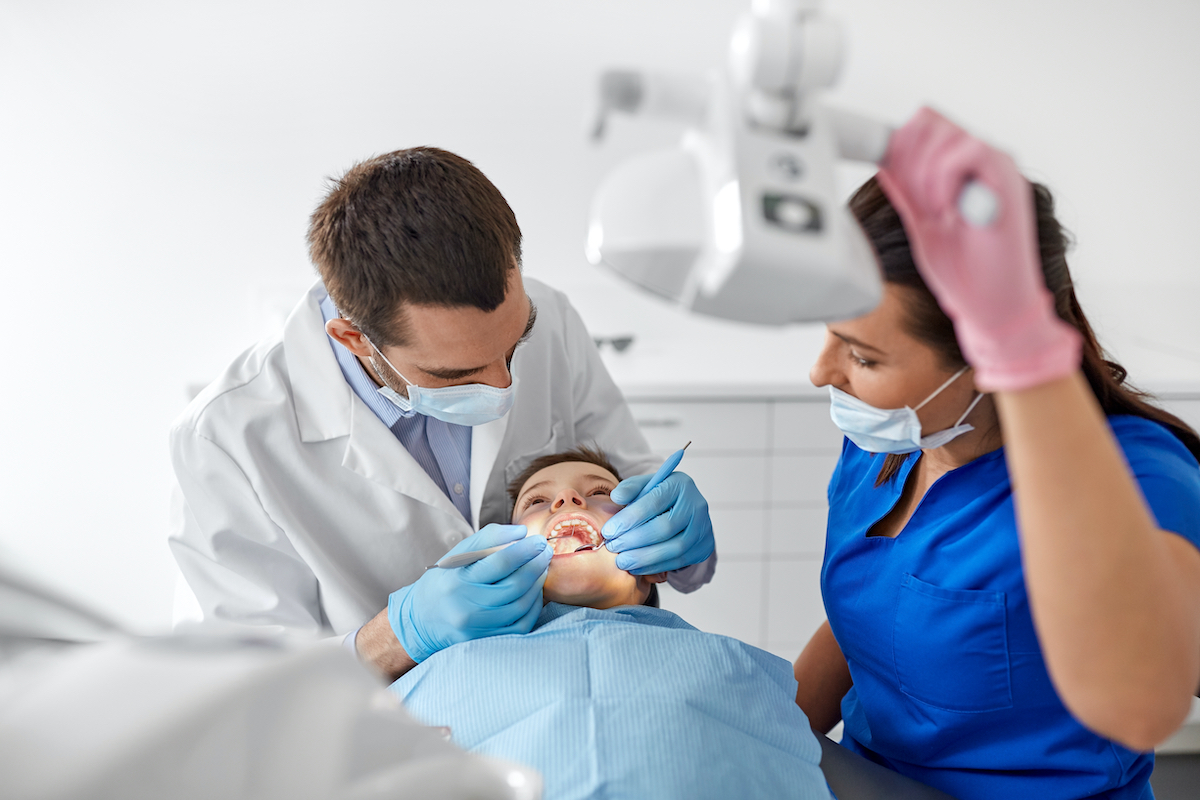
[828,366,984,454]
[365,337,516,427]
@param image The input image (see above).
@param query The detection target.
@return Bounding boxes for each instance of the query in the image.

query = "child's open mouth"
[546,516,604,556]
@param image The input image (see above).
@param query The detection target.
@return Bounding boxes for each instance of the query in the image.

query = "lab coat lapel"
[470,412,510,528]
[342,398,466,521]
[286,281,352,444]
[284,280,465,522]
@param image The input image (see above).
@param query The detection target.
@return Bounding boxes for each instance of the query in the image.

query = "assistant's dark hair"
[848,175,1200,485]
[506,445,660,609]
[308,147,522,347]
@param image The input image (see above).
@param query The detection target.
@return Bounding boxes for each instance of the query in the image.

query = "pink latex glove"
[877,107,1082,392]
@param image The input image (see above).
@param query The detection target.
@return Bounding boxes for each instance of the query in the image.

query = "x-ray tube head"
[586,1,884,325]
[586,88,883,324]
[712,180,743,255]
[585,220,605,266]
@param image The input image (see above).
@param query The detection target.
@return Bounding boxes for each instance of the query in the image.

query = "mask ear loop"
[913,366,972,412]
[914,366,985,431]
[954,392,986,427]
[332,302,417,394]
[356,327,418,395]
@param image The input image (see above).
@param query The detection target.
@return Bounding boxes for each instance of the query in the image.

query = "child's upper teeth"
[551,520,600,543]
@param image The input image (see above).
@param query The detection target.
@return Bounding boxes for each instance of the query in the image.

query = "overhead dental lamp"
[587,0,994,325]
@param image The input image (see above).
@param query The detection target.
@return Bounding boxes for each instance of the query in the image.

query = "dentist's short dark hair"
[308,147,522,347]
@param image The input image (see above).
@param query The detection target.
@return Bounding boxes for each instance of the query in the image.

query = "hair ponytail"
[848,176,1200,486]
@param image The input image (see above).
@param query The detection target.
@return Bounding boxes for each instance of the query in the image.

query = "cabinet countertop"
[618,380,1200,402]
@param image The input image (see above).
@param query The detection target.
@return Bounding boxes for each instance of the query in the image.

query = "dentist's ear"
[325,318,374,358]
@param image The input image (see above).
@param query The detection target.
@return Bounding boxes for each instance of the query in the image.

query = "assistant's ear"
[325,318,374,358]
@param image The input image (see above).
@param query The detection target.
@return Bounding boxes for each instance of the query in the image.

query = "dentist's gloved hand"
[878,106,1082,392]
[388,524,551,663]
[601,471,714,575]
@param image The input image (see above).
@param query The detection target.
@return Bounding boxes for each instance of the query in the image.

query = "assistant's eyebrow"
[830,331,885,354]
[418,299,539,381]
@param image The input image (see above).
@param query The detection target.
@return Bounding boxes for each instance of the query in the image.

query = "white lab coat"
[169,278,713,636]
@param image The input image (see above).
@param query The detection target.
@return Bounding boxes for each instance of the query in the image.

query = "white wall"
[1,0,1197,632]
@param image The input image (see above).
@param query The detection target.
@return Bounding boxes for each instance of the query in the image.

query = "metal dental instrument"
[629,441,692,505]
[428,442,693,570]
[429,543,524,570]
[598,440,692,551]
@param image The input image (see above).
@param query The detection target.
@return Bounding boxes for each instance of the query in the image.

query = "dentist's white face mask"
[364,337,516,427]
[828,366,984,454]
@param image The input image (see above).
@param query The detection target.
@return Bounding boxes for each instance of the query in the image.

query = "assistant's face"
[809,283,983,436]
[512,461,665,609]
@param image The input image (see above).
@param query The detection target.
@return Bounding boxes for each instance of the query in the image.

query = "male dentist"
[169,148,715,679]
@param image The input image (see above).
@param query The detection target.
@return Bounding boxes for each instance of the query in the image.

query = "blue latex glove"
[601,471,715,575]
[388,524,551,663]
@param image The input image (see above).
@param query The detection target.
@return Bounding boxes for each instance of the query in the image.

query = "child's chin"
[545,571,628,607]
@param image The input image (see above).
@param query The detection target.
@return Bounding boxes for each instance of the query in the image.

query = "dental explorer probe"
[427,442,692,570]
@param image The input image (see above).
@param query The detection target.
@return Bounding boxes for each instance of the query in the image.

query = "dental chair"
[818,733,958,800]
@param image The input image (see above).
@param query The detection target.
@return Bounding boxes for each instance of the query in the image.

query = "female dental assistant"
[794,109,1200,800]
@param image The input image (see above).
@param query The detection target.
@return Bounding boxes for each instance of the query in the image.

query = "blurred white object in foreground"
[0,560,541,800]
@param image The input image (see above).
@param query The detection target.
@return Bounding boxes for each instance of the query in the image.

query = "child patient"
[508,446,668,610]
[391,445,831,800]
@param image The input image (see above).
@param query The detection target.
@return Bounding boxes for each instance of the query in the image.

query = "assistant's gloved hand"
[877,107,1082,392]
[601,471,714,575]
[388,524,551,663]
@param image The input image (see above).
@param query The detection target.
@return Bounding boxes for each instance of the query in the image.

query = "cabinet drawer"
[660,560,766,645]
[711,507,767,558]
[767,506,828,557]
[766,557,826,651]
[627,401,769,454]
[683,454,768,506]
[772,400,844,452]
[769,454,839,507]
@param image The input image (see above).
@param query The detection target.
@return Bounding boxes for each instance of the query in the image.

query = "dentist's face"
[512,461,665,609]
[324,268,537,394]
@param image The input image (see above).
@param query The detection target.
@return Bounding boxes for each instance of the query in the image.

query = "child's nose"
[551,489,585,511]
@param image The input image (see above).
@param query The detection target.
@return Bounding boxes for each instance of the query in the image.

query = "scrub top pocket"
[892,573,1013,712]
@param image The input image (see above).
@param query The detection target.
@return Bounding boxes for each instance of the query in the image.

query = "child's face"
[512,461,665,609]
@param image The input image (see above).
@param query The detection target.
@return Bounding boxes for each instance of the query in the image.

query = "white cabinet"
[629,401,770,455]
[626,395,840,660]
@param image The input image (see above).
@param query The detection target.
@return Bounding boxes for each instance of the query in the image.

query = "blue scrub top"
[823,415,1200,800]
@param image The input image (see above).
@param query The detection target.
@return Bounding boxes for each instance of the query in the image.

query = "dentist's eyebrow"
[831,331,885,354]
[418,299,538,381]
[515,300,538,347]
